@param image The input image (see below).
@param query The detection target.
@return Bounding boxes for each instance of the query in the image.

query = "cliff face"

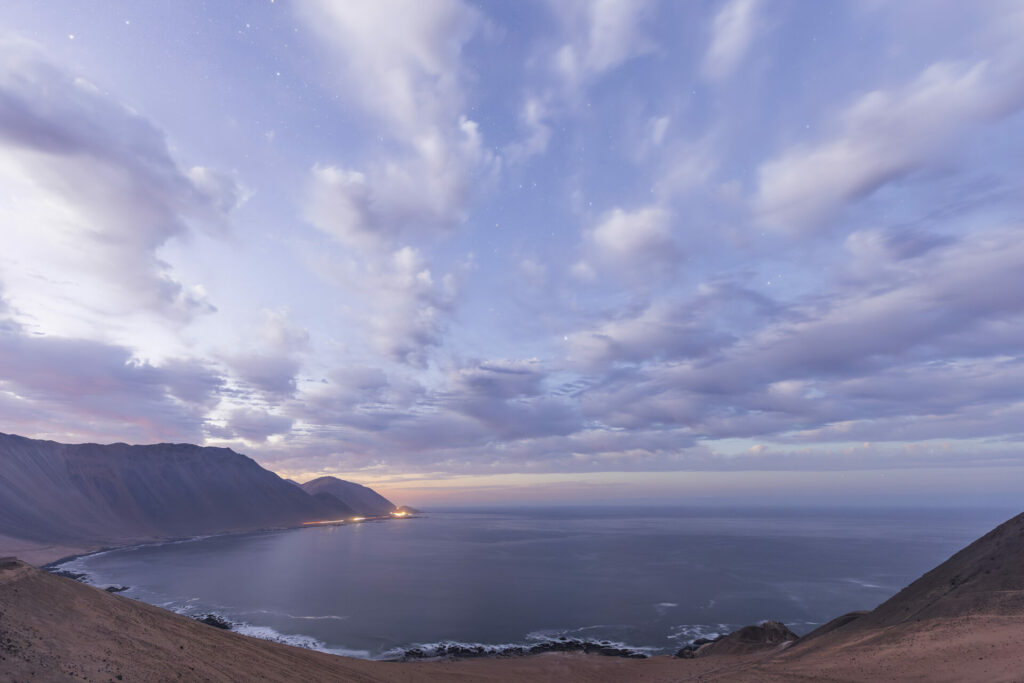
[301,476,396,516]
[0,433,323,547]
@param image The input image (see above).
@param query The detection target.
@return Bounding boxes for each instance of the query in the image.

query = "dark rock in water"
[196,614,232,630]
[50,569,89,582]
[397,638,649,661]
[104,585,130,593]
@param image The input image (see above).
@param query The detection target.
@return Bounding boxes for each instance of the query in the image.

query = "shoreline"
[3,511,1024,680]
[5,556,1024,681]
[36,512,423,569]
[20,507,955,664]
[43,524,670,663]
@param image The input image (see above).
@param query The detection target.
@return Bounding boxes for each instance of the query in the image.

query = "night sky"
[1,1,1023,506]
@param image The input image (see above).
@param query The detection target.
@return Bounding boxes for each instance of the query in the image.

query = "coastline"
[22,507,997,665]
[9,508,1023,679]
[27,513,419,570]
[4,556,1024,682]
[3,511,1024,679]
[36,519,665,664]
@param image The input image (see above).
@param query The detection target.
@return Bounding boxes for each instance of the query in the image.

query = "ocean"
[53,506,1013,659]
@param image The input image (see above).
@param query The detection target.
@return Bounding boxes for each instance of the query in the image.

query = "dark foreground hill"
[0,433,396,564]
[679,511,1024,671]
[774,510,1024,658]
[2,514,1024,681]
[839,510,1024,628]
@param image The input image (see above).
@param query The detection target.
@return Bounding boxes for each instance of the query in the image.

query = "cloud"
[0,40,243,325]
[582,206,681,279]
[296,0,479,136]
[755,55,1024,232]
[293,366,422,436]
[369,247,460,366]
[305,118,493,246]
[551,0,657,88]
[567,295,748,369]
[573,226,1024,441]
[452,359,546,399]
[297,1,494,366]
[505,97,552,164]
[701,0,760,82]
[299,0,494,247]
[221,309,310,400]
[254,217,1024,477]
[270,359,583,472]
[306,244,462,367]
[517,257,548,289]
[257,309,311,354]
[0,317,223,443]
[438,359,581,441]
[226,408,293,443]
[226,353,301,399]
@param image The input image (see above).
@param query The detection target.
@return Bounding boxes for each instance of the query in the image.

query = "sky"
[1,0,1023,507]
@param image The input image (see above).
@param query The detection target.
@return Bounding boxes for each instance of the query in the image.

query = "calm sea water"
[56,506,1014,659]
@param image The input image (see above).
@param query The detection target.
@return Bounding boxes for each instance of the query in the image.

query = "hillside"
[301,476,396,516]
[802,510,1024,640]
[0,433,395,564]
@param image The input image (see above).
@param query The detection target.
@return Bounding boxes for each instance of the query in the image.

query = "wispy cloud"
[701,0,761,82]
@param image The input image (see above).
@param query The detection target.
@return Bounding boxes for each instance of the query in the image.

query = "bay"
[56,506,1013,659]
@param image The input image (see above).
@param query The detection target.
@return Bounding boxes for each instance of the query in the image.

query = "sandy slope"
[3,557,1024,682]
[0,534,96,567]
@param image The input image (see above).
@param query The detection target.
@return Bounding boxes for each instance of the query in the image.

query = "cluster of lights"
[303,510,412,526]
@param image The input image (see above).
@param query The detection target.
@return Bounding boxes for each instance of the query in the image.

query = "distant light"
[351,517,365,522]
[391,510,408,517]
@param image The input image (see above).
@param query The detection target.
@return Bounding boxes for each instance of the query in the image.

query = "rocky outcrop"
[679,621,799,658]
[398,638,648,660]
[196,614,232,630]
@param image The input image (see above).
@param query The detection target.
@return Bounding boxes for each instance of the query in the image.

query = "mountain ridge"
[0,432,398,563]
[300,475,396,517]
